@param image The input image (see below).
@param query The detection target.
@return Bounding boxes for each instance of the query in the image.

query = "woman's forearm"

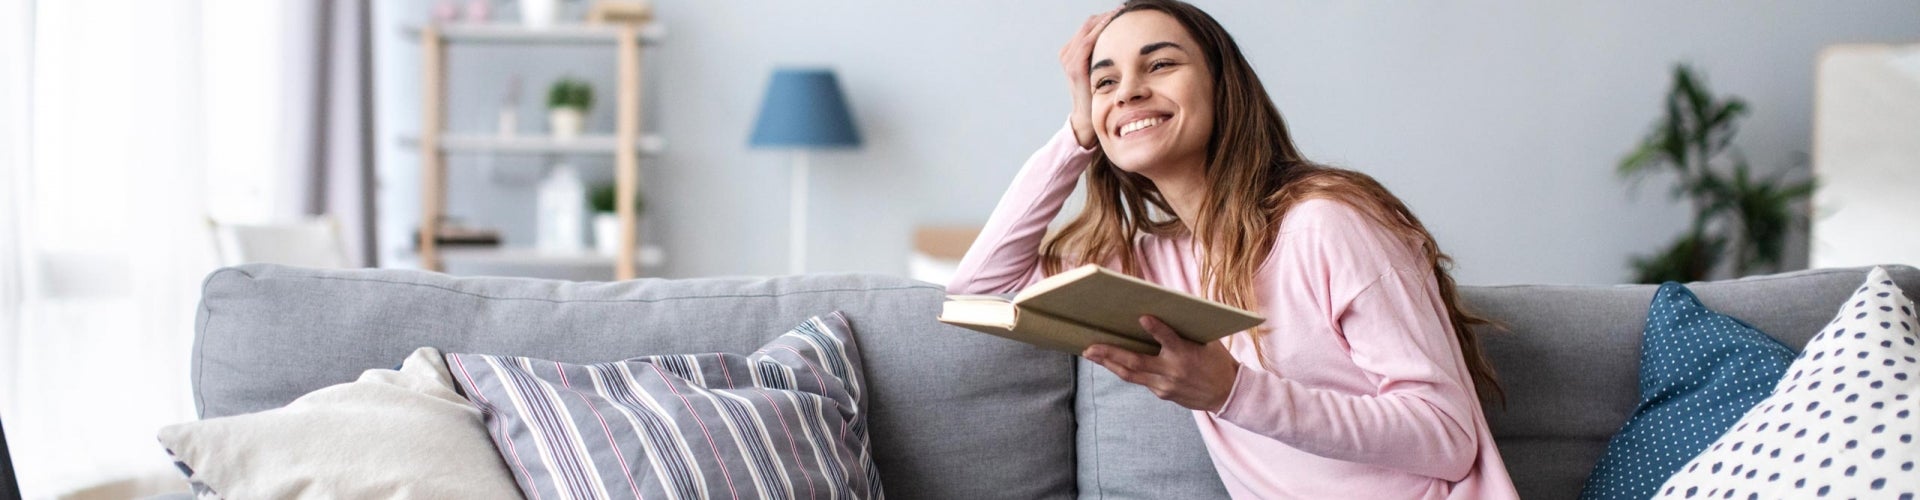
[946,121,1096,294]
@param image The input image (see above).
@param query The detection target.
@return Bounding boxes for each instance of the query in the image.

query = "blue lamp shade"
[749,68,862,148]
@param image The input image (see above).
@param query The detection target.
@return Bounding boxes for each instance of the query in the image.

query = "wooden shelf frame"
[416,23,653,279]
[399,133,666,155]
[403,23,665,45]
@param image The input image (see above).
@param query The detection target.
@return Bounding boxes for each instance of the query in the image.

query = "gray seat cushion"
[194,264,1076,499]
[1072,265,1920,499]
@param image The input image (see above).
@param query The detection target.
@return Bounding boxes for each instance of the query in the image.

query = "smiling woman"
[947,1,1520,499]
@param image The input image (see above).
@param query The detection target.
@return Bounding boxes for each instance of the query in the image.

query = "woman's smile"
[1114,111,1173,139]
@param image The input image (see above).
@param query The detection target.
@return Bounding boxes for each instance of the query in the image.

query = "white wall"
[375,1,1920,285]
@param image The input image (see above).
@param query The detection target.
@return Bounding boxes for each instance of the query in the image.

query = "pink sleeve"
[1209,203,1481,481]
[946,121,1096,294]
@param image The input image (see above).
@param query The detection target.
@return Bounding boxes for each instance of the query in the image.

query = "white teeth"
[1119,117,1164,137]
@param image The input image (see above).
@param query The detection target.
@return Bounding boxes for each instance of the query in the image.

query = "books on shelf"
[938,264,1265,355]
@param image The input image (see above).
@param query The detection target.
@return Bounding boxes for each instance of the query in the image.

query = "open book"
[938,264,1265,355]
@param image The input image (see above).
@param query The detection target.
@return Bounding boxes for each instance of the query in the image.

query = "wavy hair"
[1039,0,1503,404]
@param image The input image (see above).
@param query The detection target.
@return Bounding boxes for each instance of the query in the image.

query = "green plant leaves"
[588,183,644,214]
[1617,64,1814,283]
[547,77,595,111]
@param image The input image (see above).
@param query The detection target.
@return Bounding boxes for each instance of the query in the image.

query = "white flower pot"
[519,0,558,28]
[548,108,584,139]
[593,213,625,255]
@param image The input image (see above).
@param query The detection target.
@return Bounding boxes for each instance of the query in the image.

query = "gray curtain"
[292,0,377,266]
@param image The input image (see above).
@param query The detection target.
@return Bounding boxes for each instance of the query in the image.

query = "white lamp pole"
[789,150,808,275]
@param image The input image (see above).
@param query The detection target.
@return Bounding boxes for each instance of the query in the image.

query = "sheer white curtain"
[4,1,296,497]
[2,0,31,442]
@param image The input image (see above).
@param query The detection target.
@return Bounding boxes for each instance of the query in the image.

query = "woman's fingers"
[1063,10,1118,76]
[1140,315,1195,353]
[1062,15,1100,71]
[1077,12,1104,38]
[1061,9,1119,149]
[1093,352,1162,388]
[1085,344,1144,370]
[1080,10,1114,44]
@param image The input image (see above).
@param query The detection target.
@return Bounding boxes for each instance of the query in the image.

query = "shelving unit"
[410,22,661,280]
[399,133,666,155]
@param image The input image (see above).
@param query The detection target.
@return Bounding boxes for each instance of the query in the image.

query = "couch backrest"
[200,264,1920,499]
[1073,265,1920,500]
[194,264,1076,500]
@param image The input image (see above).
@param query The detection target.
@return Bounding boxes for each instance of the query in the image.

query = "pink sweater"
[948,123,1520,500]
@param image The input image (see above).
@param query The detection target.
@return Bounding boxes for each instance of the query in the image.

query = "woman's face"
[1089,10,1214,176]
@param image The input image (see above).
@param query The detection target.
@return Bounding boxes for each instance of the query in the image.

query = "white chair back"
[208,216,351,268]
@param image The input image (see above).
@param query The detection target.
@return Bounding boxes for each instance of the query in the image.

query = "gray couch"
[184,263,1920,499]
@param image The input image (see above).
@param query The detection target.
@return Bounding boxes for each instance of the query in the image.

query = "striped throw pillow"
[449,312,883,500]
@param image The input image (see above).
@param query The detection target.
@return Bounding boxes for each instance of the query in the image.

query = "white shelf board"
[400,133,665,155]
[402,22,665,45]
[402,245,666,268]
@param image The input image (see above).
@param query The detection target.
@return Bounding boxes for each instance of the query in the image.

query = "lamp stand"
[789,150,808,275]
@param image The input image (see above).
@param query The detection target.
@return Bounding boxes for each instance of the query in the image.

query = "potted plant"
[546,77,593,139]
[588,182,645,255]
[1616,64,1816,283]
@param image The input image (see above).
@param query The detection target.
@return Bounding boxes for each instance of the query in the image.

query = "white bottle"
[536,163,585,252]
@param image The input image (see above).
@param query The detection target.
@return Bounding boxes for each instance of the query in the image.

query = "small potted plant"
[546,76,594,139]
[588,182,645,255]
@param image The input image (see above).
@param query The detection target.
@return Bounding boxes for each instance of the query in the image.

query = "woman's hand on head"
[1083,315,1241,412]
[1060,9,1118,150]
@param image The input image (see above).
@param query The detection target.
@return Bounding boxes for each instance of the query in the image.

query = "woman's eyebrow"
[1139,41,1183,56]
[1091,41,1186,72]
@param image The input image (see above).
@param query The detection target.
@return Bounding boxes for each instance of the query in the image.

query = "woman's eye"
[1151,61,1174,71]
[1094,78,1115,89]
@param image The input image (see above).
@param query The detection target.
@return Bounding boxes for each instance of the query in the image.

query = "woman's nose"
[1116,78,1149,105]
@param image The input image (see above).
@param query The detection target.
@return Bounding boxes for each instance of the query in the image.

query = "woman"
[946,1,1520,498]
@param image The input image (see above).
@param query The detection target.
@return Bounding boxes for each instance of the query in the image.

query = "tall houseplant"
[1618,64,1816,284]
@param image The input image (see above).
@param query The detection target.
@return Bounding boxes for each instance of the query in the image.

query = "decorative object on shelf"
[463,0,491,22]
[518,0,559,28]
[750,68,862,275]
[546,76,593,139]
[1616,63,1815,284]
[434,0,460,23]
[413,216,503,248]
[587,0,653,25]
[536,163,586,252]
[498,74,520,137]
[588,182,646,256]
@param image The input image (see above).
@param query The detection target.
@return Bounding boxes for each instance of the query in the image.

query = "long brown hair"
[1039,0,1504,404]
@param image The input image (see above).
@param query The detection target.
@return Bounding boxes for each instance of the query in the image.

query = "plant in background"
[546,76,594,139]
[588,182,645,256]
[587,182,645,215]
[546,77,594,112]
[1618,64,1816,284]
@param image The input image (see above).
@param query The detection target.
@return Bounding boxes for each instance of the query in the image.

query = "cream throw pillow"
[157,347,520,499]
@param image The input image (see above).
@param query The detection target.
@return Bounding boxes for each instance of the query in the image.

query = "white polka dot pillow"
[1656,267,1918,499]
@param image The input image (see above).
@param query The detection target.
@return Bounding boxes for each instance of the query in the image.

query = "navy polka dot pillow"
[1656,267,1918,499]
[1579,282,1796,500]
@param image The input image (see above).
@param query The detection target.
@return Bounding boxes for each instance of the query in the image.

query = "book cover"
[938,264,1265,355]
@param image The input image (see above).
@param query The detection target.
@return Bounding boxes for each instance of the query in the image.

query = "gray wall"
[374,1,1920,285]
